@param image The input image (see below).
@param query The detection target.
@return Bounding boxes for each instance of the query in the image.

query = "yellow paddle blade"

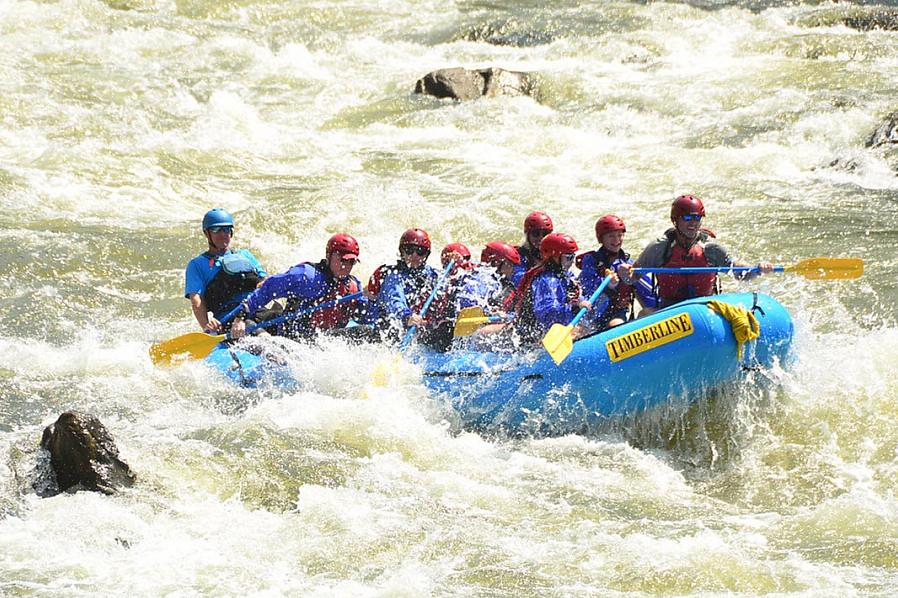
[453,306,488,337]
[454,317,492,337]
[149,332,226,366]
[542,323,574,365]
[786,257,863,280]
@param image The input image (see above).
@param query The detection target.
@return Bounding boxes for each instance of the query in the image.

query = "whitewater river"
[2,0,897,594]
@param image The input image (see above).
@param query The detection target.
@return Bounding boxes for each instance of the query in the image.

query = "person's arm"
[578,252,601,297]
[532,276,575,330]
[232,265,322,338]
[188,293,215,331]
[380,271,414,327]
[619,240,664,284]
[704,243,774,281]
[185,258,216,331]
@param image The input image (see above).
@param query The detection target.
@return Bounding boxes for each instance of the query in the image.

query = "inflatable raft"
[205,292,794,434]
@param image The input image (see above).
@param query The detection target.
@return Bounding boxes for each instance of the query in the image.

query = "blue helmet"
[202,208,234,231]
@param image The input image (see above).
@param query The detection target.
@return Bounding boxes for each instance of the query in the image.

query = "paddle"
[542,274,614,366]
[453,306,507,337]
[633,257,863,280]
[399,261,455,350]
[149,291,364,366]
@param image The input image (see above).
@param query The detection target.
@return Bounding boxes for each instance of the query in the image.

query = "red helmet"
[539,232,579,260]
[481,241,521,266]
[670,195,706,221]
[595,215,626,240]
[399,228,431,251]
[326,233,359,259]
[441,242,471,265]
[523,211,554,234]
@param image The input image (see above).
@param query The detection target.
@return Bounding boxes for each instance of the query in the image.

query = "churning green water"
[1,0,897,595]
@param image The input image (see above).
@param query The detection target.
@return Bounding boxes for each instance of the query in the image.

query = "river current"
[2,0,897,595]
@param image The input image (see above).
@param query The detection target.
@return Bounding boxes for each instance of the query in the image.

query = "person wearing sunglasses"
[230,233,371,341]
[511,211,554,286]
[372,228,439,345]
[578,214,657,332]
[620,194,774,311]
[512,232,592,346]
[184,208,267,333]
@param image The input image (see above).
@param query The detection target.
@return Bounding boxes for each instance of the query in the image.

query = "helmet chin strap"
[206,231,230,254]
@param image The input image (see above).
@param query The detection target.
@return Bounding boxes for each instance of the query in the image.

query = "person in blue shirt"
[457,241,521,315]
[230,233,372,341]
[373,228,439,345]
[184,208,267,332]
[578,214,657,332]
[513,232,591,346]
[511,211,554,286]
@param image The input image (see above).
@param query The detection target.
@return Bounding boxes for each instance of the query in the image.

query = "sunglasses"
[208,226,233,234]
[401,245,430,257]
[528,229,551,238]
[680,214,702,222]
[339,256,358,266]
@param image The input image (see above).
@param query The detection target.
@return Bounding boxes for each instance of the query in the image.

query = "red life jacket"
[309,278,360,330]
[655,229,717,304]
[367,263,393,296]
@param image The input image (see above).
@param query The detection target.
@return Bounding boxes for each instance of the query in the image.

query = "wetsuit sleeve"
[239,249,268,277]
[634,238,668,268]
[244,264,324,316]
[531,275,574,329]
[380,271,413,324]
[578,252,602,298]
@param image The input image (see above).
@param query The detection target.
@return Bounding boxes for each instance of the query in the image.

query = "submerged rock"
[461,20,555,47]
[38,411,135,496]
[843,9,898,32]
[867,112,898,148]
[414,67,534,101]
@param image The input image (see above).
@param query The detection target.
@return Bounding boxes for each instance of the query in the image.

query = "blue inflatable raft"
[205,292,794,435]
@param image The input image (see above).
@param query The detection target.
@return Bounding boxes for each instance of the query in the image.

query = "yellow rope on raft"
[706,300,760,359]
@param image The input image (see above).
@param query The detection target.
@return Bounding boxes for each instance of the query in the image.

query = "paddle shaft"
[239,291,364,337]
[569,275,614,329]
[400,261,454,349]
[634,266,779,276]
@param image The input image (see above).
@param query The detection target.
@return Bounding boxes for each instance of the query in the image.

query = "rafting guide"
[184,208,267,333]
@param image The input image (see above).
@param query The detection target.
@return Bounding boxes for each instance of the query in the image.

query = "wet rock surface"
[37,411,135,496]
[414,67,534,101]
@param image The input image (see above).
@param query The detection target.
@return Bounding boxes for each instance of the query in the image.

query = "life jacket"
[583,248,634,315]
[655,228,718,305]
[283,261,360,336]
[202,251,263,316]
[367,263,395,296]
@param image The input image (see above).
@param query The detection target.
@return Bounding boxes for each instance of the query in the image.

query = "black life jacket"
[202,251,263,316]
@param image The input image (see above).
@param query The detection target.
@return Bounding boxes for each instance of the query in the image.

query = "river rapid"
[2,0,898,595]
